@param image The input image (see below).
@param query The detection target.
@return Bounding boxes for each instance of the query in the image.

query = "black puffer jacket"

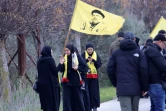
[144,43,166,84]
[107,39,149,96]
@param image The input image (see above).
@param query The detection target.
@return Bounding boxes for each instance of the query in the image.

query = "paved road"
[98,98,166,111]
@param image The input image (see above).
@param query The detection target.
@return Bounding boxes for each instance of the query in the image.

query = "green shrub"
[0,83,41,111]
[100,87,116,103]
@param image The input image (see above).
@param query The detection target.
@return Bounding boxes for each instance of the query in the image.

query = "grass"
[0,82,115,111]
[100,87,116,103]
[0,81,41,111]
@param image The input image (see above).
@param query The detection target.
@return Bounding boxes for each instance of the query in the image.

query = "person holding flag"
[82,43,102,111]
[58,44,87,111]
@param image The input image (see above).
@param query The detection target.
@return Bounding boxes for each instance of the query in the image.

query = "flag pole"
[62,0,80,55]
[58,0,80,84]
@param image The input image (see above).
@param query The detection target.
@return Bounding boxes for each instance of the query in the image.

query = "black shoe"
[93,108,97,111]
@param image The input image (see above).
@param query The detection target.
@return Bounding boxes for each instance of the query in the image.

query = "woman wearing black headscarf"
[58,44,87,111]
[81,43,102,111]
[37,46,60,111]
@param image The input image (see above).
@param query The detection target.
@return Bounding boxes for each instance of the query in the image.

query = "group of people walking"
[36,43,101,111]
[36,29,166,111]
[108,30,166,111]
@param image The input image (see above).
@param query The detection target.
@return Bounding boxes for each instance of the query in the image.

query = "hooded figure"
[109,32,124,55]
[81,43,102,111]
[37,46,60,111]
[107,32,149,111]
[58,44,87,111]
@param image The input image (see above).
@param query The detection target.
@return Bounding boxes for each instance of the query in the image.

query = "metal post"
[17,34,26,76]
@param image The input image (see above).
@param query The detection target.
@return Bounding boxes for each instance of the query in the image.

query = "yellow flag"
[150,16,166,38]
[70,0,125,35]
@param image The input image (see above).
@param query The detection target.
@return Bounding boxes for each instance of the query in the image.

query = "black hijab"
[41,46,52,57]
[66,44,75,54]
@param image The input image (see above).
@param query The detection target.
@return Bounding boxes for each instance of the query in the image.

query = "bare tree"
[131,0,166,30]
[112,0,166,30]
[0,35,11,102]
[0,0,63,101]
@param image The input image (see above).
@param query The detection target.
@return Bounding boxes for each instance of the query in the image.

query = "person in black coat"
[58,44,87,111]
[158,30,166,108]
[37,46,60,111]
[144,34,166,111]
[107,32,149,111]
[81,43,102,111]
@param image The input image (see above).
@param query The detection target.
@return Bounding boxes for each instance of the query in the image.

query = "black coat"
[37,46,60,110]
[144,43,166,84]
[58,54,87,86]
[107,39,149,96]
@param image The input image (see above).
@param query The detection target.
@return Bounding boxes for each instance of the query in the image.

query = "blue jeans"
[148,84,165,111]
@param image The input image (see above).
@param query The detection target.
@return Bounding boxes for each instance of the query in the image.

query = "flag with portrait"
[70,0,125,35]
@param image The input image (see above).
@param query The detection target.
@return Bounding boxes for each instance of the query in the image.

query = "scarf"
[85,51,98,78]
[61,52,83,84]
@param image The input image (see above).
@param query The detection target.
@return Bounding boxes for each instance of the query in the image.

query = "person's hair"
[158,30,166,34]
[118,32,124,37]
[91,9,105,18]
[146,39,153,45]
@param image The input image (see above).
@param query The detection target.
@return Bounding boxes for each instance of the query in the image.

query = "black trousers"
[42,87,60,111]
[82,82,91,111]
[87,79,100,109]
[39,85,60,111]
[62,85,85,111]
[53,87,61,111]
[43,109,54,111]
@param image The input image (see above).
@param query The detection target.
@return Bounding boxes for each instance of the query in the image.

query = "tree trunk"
[0,34,11,102]
[39,31,44,50]
[74,33,81,54]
